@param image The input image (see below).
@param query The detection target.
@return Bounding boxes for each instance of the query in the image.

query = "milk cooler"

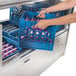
[0,0,73,76]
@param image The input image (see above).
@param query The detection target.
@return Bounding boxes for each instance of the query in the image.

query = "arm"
[34,12,76,29]
[38,0,76,18]
[47,12,76,25]
[45,0,76,13]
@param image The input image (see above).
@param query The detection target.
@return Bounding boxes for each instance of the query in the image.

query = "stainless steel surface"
[0,24,2,68]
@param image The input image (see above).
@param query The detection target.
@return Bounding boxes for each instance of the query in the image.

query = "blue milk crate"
[10,7,19,25]
[19,11,60,51]
[2,21,21,50]
[3,30,20,49]
[22,2,55,12]
[10,6,25,25]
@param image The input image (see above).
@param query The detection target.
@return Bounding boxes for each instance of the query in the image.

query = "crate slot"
[2,41,19,61]
[2,22,20,49]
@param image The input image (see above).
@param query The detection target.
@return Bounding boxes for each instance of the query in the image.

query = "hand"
[32,20,50,30]
[37,9,46,18]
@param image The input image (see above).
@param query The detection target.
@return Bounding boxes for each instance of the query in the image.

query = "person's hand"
[37,8,46,18]
[32,20,50,30]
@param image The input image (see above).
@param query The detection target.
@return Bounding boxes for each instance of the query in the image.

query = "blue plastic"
[22,2,55,12]
[10,7,19,25]
[2,21,21,50]
[10,7,25,25]
[19,11,58,50]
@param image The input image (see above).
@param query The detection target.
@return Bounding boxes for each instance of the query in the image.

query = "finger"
[34,25,38,28]
[37,14,44,18]
[33,25,43,30]
[37,11,43,17]
[37,13,41,17]
[40,15,45,18]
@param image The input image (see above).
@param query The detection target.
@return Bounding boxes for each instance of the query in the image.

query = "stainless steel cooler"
[0,0,73,76]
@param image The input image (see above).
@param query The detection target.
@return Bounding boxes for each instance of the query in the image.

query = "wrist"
[45,19,51,27]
